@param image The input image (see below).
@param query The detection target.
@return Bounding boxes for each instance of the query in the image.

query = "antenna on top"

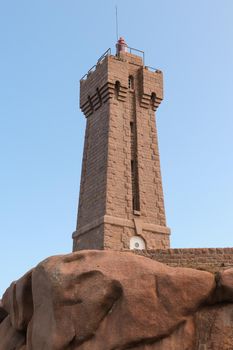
[115,5,119,41]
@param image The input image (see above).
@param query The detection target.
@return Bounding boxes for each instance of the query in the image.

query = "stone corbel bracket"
[80,56,163,117]
[140,67,164,111]
[80,56,128,118]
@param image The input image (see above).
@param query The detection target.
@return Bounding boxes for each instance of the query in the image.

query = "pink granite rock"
[2,250,233,350]
[0,316,25,350]
[27,250,215,349]
[2,270,33,331]
[195,304,233,349]
[0,300,8,323]
[217,268,233,302]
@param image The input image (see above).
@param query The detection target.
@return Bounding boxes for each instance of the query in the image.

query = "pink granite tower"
[73,38,170,251]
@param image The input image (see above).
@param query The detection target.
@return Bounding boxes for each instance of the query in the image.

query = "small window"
[130,121,134,133]
[115,80,120,98]
[88,95,93,111]
[96,87,102,105]
[151,92,156,104]
[131,160,134,172]
[128,75,134,90]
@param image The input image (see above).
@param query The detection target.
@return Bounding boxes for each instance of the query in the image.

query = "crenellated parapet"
[140,67,163,111]
[80,53,163,117]
[80,55,127,117]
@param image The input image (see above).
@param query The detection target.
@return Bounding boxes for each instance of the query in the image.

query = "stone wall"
[135,248,233,272]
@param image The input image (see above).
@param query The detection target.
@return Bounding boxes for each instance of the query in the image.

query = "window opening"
[115,81,120,98]
[130,120,140,212]
[96,87,102,106]
[151,92,156,107]
[88,95,93,112]
[128,75,134,90]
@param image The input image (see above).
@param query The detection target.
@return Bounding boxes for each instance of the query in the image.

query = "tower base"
[72,215,170,251]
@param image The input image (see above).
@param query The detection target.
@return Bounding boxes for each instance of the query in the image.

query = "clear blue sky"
[1,0,233,296]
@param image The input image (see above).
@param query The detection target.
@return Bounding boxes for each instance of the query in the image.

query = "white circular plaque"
[130,236,146,250]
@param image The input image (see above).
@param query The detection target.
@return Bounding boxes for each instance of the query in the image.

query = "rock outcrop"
[1,250,233,349]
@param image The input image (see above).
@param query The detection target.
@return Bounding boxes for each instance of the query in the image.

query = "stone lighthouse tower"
[72,38,170,251]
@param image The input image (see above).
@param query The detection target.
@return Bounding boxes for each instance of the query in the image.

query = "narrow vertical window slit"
[130,121,140,212]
